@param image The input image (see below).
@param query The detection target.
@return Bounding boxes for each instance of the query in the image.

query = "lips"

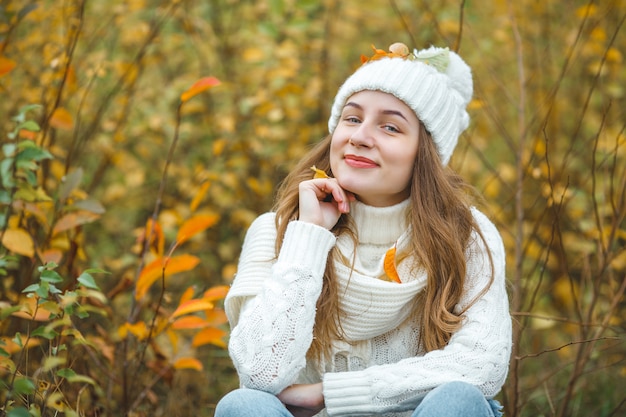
[344,154,378,168]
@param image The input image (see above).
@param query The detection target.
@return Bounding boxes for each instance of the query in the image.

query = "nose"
[349,122,374,147]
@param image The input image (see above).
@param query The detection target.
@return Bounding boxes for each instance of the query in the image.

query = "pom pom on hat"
[328,44,473,166]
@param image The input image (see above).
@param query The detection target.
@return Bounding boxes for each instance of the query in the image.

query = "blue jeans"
[214,381,503,416]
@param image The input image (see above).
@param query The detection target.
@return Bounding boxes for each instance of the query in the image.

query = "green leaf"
[77,272,100,290]
[12,377,36,395]
[2,143,16,157]
[0,304,21,319]
[16,145,53,162]
[22,283,40,294]
[57,368,96,385]
[31,325,58,340]
[7,406,31,417]
[41,269,64,283]
[18,120,40,132]
[58,168,83,202]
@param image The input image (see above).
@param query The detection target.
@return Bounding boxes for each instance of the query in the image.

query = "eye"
[383,124,400,133]
[344,116,361,124]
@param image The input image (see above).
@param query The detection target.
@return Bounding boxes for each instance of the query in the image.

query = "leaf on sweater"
[310,165,329,179]
[384,245,401,283]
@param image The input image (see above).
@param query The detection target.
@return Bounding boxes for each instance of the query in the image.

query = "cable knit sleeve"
[322,208,512,416]
[225,213,336,394]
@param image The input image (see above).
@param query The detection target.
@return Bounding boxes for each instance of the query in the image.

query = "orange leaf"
[143,218,165,257]
[383,246,401,283]
[11,297,55,321]
[19,129,37,140]
[176,214,220,245]
[171,316,208,330]
[53,210,101,235]
[1,335,42,354]
[180,76,221,103]
[202,285,229,301]
[192,327,227,348]
[190,182,211,212]
[170,299,214,319]
[0,55,16,76]
[135,254,200,300]
[205,308,228,326]
[173,357,203,371]
[179,286,195,304]
[49,107,74,130]
[1,228,35,257]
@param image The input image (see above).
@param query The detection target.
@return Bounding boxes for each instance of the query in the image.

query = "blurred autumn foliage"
[0,0,624,416]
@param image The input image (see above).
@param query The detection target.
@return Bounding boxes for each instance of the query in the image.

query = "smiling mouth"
[344,155,378,168]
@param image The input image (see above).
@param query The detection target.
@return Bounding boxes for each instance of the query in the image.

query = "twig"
[516,337,620,360]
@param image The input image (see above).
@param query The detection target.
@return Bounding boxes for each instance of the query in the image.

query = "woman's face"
[330,90,420,207]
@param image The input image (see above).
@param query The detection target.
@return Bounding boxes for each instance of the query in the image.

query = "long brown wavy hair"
[272,123,493,361]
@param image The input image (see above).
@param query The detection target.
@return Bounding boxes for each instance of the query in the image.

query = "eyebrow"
[344,101,409,122]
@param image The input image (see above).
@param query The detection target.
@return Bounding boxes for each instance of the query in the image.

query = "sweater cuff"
[277,220,336,278]
[323,371,373,416]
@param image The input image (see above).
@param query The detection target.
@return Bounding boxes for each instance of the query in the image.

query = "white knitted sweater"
[225,200,511,417]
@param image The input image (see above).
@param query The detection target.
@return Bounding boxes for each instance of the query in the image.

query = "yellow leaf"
[310,165,329,179]
[202,285,229,301]
[170,299,215,319]
[383,246,401,283]
[49,107,74,130]
[118,321,149,340]
[171,316,208,330]
[190,182,211,212]
[176,214,220,245]
[135,254,200,300]
[0,55,16,76]
[1,228,35,257]
[173,357,203,371]
[180,76,221,102]
[192,327,227,348]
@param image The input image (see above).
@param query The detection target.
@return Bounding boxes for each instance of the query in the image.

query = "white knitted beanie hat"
[328,43,473,166]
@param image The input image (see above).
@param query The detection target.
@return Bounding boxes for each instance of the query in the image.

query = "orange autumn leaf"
[202,285,229,301]
[173,357,203,371]
[135,254,200,300]
[205,308,228,326]
[11,297,55,322]
[52,210,101,235]
[1,335,42,354]
[180,76,221,103]
[170,299,215,319]
[190,182,211,212]
[171,316,208,330]
[19,129,37,140]
[176,214,220,245]
[0,55,16,76]
[143,218,165,257]
[383,246,401,283]
[192,327,227,348]
[179,286,196,304]
[49,107,74,130]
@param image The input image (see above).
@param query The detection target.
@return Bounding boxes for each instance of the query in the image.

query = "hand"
[278,383,325,417]
[298,178,354,230]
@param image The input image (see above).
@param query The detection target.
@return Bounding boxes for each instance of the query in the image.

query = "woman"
[215,42,511,417]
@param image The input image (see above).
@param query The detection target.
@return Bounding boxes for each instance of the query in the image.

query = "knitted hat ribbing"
[328,45,473,166]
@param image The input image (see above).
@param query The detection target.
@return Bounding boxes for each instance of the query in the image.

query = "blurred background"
[1,0,624,416]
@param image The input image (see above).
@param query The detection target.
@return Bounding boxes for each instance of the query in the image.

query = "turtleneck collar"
[349,199,410,245]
